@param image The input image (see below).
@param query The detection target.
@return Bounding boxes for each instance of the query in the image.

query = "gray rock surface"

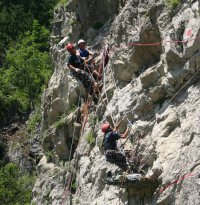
[32,0,200,204]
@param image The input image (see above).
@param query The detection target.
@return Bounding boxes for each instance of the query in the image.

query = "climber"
[77,39,101,80]
[66,43,98,104]
[101,121,130,171]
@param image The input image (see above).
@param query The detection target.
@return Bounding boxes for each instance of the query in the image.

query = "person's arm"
[113,119,123,132]
[67,63,81,73]
[120,127,130,139]
[84,50,94,64]
[84,57,93,64]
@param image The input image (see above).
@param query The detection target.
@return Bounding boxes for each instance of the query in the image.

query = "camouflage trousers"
[72,71,94,95]
[105,150,128,171]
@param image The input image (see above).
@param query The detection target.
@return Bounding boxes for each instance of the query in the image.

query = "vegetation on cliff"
[0,0,64,204]
[0,0,62,125]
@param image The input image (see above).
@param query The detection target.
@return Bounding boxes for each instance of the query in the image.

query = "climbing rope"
[84,47,116,125]
[68,95,81,161]
[109,35,200,52]
[62,76,102,205]
[61,93,82,205]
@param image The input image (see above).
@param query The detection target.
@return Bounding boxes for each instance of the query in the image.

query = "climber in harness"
[66,43,98,104]
[77,39,101,80]
[101,121,130,171]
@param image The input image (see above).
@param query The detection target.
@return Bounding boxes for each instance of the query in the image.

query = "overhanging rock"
[106,173,159,196]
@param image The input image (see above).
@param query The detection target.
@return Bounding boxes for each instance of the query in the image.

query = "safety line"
[62,47,114,204]
[62,97,90,205]
[61,173,72,205]
[65,99,91,205]
[68,94,81,161]
[127,36,200,46]
[104,46,145,174]
[108,36,200,52]
[154,171,197,196]
[101,45,116,125]
[61,94,81,205]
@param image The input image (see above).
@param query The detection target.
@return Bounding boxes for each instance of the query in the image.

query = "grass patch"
[71,178,77,194]
[86,130,95,145]
[55,0,69,9]
[45,150,54,163]
[69,104,78,113]
[166,0,181,8]
[54,117,66,129]
[27,110,42,133]
[53,104,78,129]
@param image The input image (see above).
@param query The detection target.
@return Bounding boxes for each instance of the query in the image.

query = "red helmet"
[66,43,74,50]
[101,123,110,133]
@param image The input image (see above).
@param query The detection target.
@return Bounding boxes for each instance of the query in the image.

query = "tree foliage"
[0,163,35,205]
[0,20,53,124]
[0,0,58,64]
[0,0,59,125]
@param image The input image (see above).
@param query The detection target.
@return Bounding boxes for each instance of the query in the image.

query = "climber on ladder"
[101,121,130,171]
[77,39,102,80]
[66,43,98,104]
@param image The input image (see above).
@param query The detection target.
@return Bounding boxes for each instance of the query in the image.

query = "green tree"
[0,163,35,204]
[0,0,58,65]
[0,20,53,124]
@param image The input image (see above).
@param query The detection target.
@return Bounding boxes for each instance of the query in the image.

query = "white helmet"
[78,39,85,45]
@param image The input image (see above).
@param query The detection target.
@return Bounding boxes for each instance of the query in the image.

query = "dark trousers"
[72,71,94,95]
[105,150,128,171]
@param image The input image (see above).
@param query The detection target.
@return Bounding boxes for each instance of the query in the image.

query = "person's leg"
[114,152,128,171]
[106,150,128,171]
[79,72,99,104]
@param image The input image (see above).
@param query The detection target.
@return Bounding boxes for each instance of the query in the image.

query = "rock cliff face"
[32,0,200,204]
